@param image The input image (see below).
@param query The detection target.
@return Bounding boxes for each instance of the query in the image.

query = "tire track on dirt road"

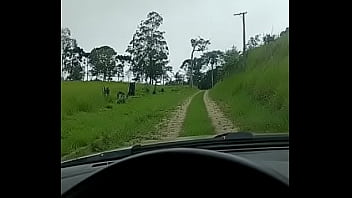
[203,90,239,134]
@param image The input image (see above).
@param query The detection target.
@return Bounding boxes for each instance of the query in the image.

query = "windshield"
[61,0,289,161]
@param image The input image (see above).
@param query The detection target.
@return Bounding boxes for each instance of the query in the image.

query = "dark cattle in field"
[117,91,126,104]
[102,86,110,96]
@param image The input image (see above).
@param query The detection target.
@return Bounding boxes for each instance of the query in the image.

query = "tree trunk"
[86,62,89,81]
[190,49,195,88]
[153,78,157,93]
[61,56,64,80]
[211,63,214,88]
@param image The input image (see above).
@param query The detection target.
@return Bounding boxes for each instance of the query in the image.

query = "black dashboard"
[62,146,289,194]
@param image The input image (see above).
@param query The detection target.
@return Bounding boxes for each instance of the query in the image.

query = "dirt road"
[203,90,238,134]
[136,89,237,144]
[141,90,202,143]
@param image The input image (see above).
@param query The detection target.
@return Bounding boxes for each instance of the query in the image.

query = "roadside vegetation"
[209,31,289,132]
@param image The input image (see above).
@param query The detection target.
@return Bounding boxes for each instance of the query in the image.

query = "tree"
[68,45,86,80]
[174,71,185,85]
[247,34,261,50]
[125,68,133,82]
[221,46,241,77]
[180,57,206,87]
[61,28,71,55]
[263,34,276,45]
[126,30,145,82]
[175,73,184,85]
[280,27,289,37]
[61,28,87,81]
[126,11,169,87]
[188,37,210,87]
[116,55,130,81]
[62,39,86,80]
[61,27,73,79]
[89,46,117,81]
[198,69,213,90]
[83,52,90,81]
[180,59,191,82]
[201,50,224,88]
[192,58,206,87]
[61,28,72,56]
[162,65,173,85]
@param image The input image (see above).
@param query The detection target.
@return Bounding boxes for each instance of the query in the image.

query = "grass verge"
[180,91,215,136]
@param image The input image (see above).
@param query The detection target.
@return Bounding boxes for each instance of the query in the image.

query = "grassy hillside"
[61,81,197,160]
[181,91,214,136]
[209,33,288,132]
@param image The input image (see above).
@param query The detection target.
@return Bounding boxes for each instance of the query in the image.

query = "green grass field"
[61,81,197,160]
[209,34,288,133]
[180,91,215,136]
[62,81,155,117]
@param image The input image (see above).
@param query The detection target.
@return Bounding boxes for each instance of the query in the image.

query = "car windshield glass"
[61,0,289,161]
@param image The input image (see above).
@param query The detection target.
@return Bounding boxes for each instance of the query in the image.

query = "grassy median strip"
[180,91,215,137]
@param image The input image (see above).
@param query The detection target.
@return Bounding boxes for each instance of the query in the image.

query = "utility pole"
[233,11,247,54]
[86,60,89,81]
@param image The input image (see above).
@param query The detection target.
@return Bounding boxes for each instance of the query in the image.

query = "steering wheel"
[63,148,288,197]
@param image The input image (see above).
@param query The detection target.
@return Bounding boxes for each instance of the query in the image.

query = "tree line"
[62,11,288,90]
[61,11,172,85]
[169,27,289,89]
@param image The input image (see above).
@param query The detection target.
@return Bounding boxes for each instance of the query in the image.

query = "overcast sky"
[62,0,288,74]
